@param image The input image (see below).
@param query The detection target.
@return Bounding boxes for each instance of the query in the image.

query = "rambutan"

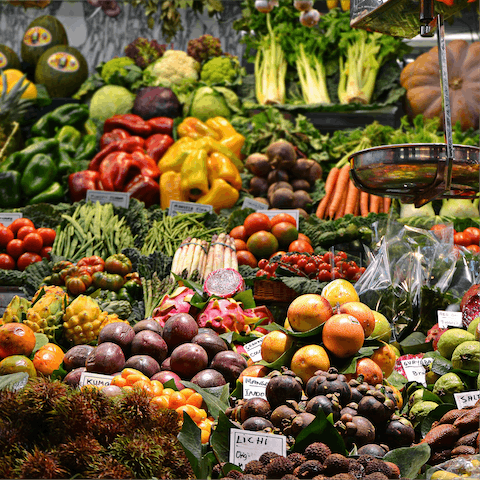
[56,435,103,475]
[14,446,68,479]
[84,456,135,479]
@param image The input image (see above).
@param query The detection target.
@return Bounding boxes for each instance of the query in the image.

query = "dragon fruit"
[152,286,195,327]
[425,323,448,350]
[203,268,245,298]
[460,284,480,328]
[244,305,274,334]
[394,353,424,379]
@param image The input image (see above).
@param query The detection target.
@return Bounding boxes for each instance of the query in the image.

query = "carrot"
[344,179,360,215]
[360,191,370,216]
[328,164,350,219]
[383,197,392,213]
[316,167,340,219]
[335,193,347,219]
[369,195,382,214]
[354,198,360,216]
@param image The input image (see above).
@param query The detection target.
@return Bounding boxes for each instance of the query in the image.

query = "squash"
[400,40,480,131]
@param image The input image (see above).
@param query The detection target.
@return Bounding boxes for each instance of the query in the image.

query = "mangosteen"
[384,417,415,448]
[266,374,303,409]
[357,444,387,457]
[311,371,352,406]
[132,86,181,120]
[240,398,271,422]
[267,169,289,185]
[249,176,269,196]
[287,412,316,437]
[270,405,297,428]
[242,416,274,431]
[266,140,297,170]
[349,415,376,446]
[357,392,395,426]
[245,153,272,177]
[305,395,340,420]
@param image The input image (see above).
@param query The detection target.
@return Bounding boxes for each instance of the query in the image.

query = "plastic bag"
[427,455,480,479]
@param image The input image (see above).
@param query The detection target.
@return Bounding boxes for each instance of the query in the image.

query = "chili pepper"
[58,150,74,175]
[92,271,125,291]
[84,118,99,137]
[100,128,131,150]
[147,117,174,136]
[159,170,186,210]
[177,117,221,140]
[98,152,131,191]
[64,266,93,296]
[75,134,98,161]
[103,114,152,137]
[15,138,59,173]
[124,174,160,208]
[180,149,210,201]
[77,256,105,273]
[20,153,57,197]
[68,170,101,202]
[55,125,82,153]
[197,177,240,212]
[207,151,242,190]
[104,253,132,276]
[157,137,196,174]
[195,136,244,172]
[145,134,175,163]
[31,104,89,137]
[27,182,64,205]
[0,171,21,208]
[205,117,238,138]
[88,136,145,171]
[25,136,48,147]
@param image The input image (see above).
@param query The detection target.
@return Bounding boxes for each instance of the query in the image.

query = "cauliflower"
[144,50,200,88]
[200,56,239,85]
[101,57,135,83]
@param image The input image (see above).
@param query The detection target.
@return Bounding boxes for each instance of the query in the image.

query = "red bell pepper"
[103,114,152,137]
[68,170,101,202]
[98,152,131,191]
[100,128,131,150]
[88,137,145,171]
[124,174,160,208]
[130,150,161,179]
[147,117,174,136]
[145,134,175,163]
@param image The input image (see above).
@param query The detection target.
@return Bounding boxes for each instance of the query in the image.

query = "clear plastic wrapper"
[428,455,480,479]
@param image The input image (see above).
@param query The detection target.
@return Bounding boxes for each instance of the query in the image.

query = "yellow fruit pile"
[0,69,37,99]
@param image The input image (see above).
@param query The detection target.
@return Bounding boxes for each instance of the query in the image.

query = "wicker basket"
[254,279,298,303]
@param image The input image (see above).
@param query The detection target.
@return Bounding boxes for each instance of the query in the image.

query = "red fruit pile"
[0,218,55,271]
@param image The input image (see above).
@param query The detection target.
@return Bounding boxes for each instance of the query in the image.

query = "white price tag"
[86,190,130,208]
[168,200,213,217]
[0,212,22,227]
[258,209,300,228]
[454,390,480,409]
[242,198,269,211]
[79,372,114,388]
[243,377,270,400]
[229,428,286,470]
[437,310,463,329]
[400,358,433,386]
[243,337,264,363]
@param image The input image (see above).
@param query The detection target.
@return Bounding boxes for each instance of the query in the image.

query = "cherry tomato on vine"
[7,218,34,235]
[258,258,268,269]
[317,269,332,282]
[323,252,334,263]
[265,262,278,274]
[297,257,309,270]
[304,262,317,275]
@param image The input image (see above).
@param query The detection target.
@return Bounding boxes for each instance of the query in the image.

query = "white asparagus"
[203,234,217,280]
[230,236,238,271]
[198,240,209,283]
[172,236,191,275]
[189,240,204,278]
[213,233,226,271]
[182,240,197,277]
[224,234,232,269]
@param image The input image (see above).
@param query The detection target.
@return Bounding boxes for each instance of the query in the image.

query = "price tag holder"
[400,358,433,386]
[243,377,270,400]
[168,200,213,217]
[0,212,22,227]
[242,198,269,211]
[437,310,463,329]
[229,428,286,470]
[86,190,130,208]
[79,372,114,388]
[258,209,300,228]
[454,390,480,409]
[243,337,264,363]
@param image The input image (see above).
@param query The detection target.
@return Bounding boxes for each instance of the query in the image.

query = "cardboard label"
[243,377,270,400]
[243,337,264,363]
[400,357,433,386]
[258,209,300,228]
[168,200,213,217]
[79,372,114,388]
[0,213,22,227]
[454,390,480,409]
[437,310,463,329]
[242,198,269,211]
[86,190,130,208]
[229,428,286,469]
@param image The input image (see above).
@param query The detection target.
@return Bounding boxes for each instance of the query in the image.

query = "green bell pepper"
[55,126,82,153]
[14,138,59,173]
[84,118,99,137]
[58,149,74,175]
[21,153,57,197]
[25,136,48,147]
[0,152,19,173]
[0,171,21,207]
[28,182,64,205]
[30,104,89,138]
[75,134,97,161]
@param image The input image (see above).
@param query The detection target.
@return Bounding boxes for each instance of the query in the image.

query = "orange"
[244,212,272,237]
[33,348,63,376]
[125,373,149,386]
[186,392,204,409]
[290,344,330,383]
[121,368,144,378]
[162,388,175,396]
[151,395,169,409]
[321,279,359,307]
[234,239,248,252]
[0,323,36,359]
[270,213,296,227]
[111,375,127,388]
[168,391,187,409]
[370,342,396,378]
[354,357,383,385]
[322,313,365,358]
[132,379,154,395]
[247,231,279,259]
[287,294,333,332]
[297,233,311,244]
[260,330,294,363]
[151,380,164,396]
[200,428,211,444]
[238,364,271,382]
[337,302,375,337]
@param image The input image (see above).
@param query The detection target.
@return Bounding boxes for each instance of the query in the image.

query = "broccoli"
[124,38,166,69]
[200,56,239,85]
[101,57,135,84]
[187,34,223,64]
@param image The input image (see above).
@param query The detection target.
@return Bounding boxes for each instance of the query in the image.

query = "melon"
[34,45,88,98]
[0,45,21,71]
[21,15,68,68]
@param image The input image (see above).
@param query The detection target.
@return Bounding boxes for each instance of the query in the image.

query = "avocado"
[34,45,88,98]
[0,45,21,71]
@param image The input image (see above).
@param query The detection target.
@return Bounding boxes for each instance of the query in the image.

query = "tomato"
[304,262,317,275]
[8,218,34,235]
[258,259,269,269]
[236,250,258,268]
[464,227,480,246]
[323,251,334,263]
[0,226,14,248]
[297,233,311,245]
[331,267,345,279]
[467,244,480,253]
[288,253,300,264]
[230,225,247,242]
[431,224,449,232]
[336,251,348,260]
[40,246,52,260]
[23,233,44,253]
[243,212,272,238]
[6,239,24,259]
[454,231,473,247]
[16,226,36,241]
[270,213,297,227]
[317,269,331,282]
[297,257,309,270]
[256,269,268,278]
[0,253,15,270]
[36,228,56,247]
[288,239,314,254]
[16,252,42,271]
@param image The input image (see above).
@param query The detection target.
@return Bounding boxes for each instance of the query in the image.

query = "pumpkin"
[400,40,480,131]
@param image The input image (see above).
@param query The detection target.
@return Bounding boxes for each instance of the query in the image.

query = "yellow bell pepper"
[219,134,245,158]
[180,149,210,201]
[158,137,196,174]
[205,117,238,138]
[177,117,221,140]
[197,178,240,213]
[160,171,186,210]
[195,136,244,173]
[207,152,242,191]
